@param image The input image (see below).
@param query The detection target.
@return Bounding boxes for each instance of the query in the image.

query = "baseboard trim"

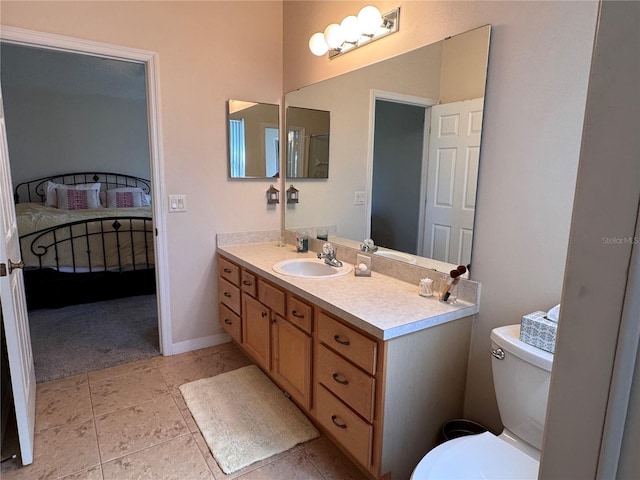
[170,333,231,355]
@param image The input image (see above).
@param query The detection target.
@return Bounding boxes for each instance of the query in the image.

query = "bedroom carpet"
[179,365,319,474]
[28,294,160,383]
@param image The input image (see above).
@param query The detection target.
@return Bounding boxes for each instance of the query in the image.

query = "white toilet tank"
[491,325,554,452]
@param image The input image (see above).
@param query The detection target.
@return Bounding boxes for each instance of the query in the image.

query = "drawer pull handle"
[242,280,253,286]
[223,268,232,273]
[333,335,350,346]
[224,318,232,325]
[332,373,349,385]
[261,311,268,318]
[223,292,232,298]
[292,310,305,319]
[331,415,347,429]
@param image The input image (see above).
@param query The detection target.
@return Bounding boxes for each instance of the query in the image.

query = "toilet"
[411,324,554,479]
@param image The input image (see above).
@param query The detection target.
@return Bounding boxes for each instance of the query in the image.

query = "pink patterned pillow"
[46,182,102,208]
[106,188,144,208]
[55,184,102,210]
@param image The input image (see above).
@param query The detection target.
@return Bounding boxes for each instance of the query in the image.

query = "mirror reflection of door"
[371,99,426,255]
[285,106,330,179]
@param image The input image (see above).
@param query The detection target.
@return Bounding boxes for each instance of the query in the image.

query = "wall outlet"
[354,191,366,205]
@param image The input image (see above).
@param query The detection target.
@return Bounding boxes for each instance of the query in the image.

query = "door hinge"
[155,228,158,237]
[0,263,6,277]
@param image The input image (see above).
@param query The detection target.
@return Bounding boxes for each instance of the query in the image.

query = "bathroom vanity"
[217,242,479,480]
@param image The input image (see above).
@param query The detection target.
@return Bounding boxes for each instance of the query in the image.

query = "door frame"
[0,26,173,355]
[366,90,438,254]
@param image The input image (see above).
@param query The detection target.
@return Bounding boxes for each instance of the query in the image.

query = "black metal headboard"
[14,172,151,203]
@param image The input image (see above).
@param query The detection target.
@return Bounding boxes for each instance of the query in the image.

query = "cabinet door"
[272,317,312,410]
[242,293,271,370]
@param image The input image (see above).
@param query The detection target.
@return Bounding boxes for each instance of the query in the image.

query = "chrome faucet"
[317,242,343,267]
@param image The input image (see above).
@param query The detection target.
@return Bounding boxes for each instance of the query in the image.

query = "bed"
[14,172,156,310]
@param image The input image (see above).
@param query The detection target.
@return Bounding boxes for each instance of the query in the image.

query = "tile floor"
[1,342,368,480]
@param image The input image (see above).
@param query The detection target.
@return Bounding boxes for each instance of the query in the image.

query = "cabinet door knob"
[243,280,252,286]
[223,292,232,298]
[331,415,347,429]
[223,268,232,273]
[292,310,304,318]
[261,311,268,318]
[224,318,232,325]
[332,373,349,385]
[333,334,350,346]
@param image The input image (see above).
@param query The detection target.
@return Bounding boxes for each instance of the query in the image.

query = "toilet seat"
[410,432,539,480]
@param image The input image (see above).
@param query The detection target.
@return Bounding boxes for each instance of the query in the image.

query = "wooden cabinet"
[271,308,312,410]
[217,253,473,480]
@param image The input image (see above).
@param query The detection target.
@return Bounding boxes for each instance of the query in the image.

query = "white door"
[0,85,36,465]
[423,98,483,266]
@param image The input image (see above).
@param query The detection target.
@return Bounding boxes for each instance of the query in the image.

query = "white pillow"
[55,183,102,210]
[106,187,145,208]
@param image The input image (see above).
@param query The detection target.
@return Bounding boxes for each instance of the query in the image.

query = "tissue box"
[520,311,557,353]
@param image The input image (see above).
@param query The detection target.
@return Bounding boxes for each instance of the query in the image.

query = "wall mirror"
[286,106,330,178]
[227,99,279,178]
[284,25,491,275]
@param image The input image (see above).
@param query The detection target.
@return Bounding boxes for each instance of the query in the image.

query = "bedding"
[17,202,154,271]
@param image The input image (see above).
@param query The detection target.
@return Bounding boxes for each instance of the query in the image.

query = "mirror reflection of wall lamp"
[286,185,299,204]
[308,6,400,59]
[267,184,279,204]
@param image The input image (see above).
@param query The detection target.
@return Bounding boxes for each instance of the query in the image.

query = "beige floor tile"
[35,382,93,433]
[57,465,104,480]
[235,450,325,480]
[102,435,214,480]
[95,394,188,462]
[158,348,252,394]
[90,368,168,416]
[88,356,158,384]
[0,419,100,480]
[301,436,369,480]
[36,372,88,394]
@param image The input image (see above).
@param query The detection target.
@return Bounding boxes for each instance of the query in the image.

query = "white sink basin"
[272,258,352,279]
[374,250,417,264]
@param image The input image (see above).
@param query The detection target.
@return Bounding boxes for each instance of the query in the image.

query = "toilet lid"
[411,432,539,480]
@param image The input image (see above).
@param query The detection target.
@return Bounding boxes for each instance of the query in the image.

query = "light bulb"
[309,32,329,56]
[357,5,383,35]
[323,23,345,49]
[340,15,361,43]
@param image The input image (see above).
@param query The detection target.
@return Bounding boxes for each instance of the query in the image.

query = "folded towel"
[546,304,560,323]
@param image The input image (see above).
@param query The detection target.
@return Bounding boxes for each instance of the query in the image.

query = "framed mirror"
[284,25,491,274]
[227,99,279,178]
[286,106,330,179]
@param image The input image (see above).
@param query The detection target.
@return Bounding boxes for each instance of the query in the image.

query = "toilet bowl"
[411,325,554,479]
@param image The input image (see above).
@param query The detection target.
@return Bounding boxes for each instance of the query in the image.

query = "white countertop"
[218,242,479,341]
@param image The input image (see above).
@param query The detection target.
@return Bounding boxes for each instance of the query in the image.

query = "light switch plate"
[168,194,187,213]
[354,191,365,205]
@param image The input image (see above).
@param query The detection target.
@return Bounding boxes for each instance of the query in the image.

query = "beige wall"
[283,0,599,431]
[1,1,283,348]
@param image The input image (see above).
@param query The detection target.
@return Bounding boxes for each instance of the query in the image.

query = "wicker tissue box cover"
[520,311,557,353]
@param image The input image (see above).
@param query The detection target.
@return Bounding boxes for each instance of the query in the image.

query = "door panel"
[0,85,36,465]
[423,98,483,265]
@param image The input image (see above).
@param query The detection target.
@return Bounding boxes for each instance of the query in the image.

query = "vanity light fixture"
[286,185,299,204]
[308,6,400,59]
[266,184,280,204]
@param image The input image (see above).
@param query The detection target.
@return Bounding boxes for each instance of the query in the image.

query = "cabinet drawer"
[316,385,372,468]
[218,277,241,315]
[219,303,241,344]
[317,344,375,422]
[258,279,286,317]
[241,270,257,297]
[287,295,312,333]
[317,312,377,375]
[219,256,240,286]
